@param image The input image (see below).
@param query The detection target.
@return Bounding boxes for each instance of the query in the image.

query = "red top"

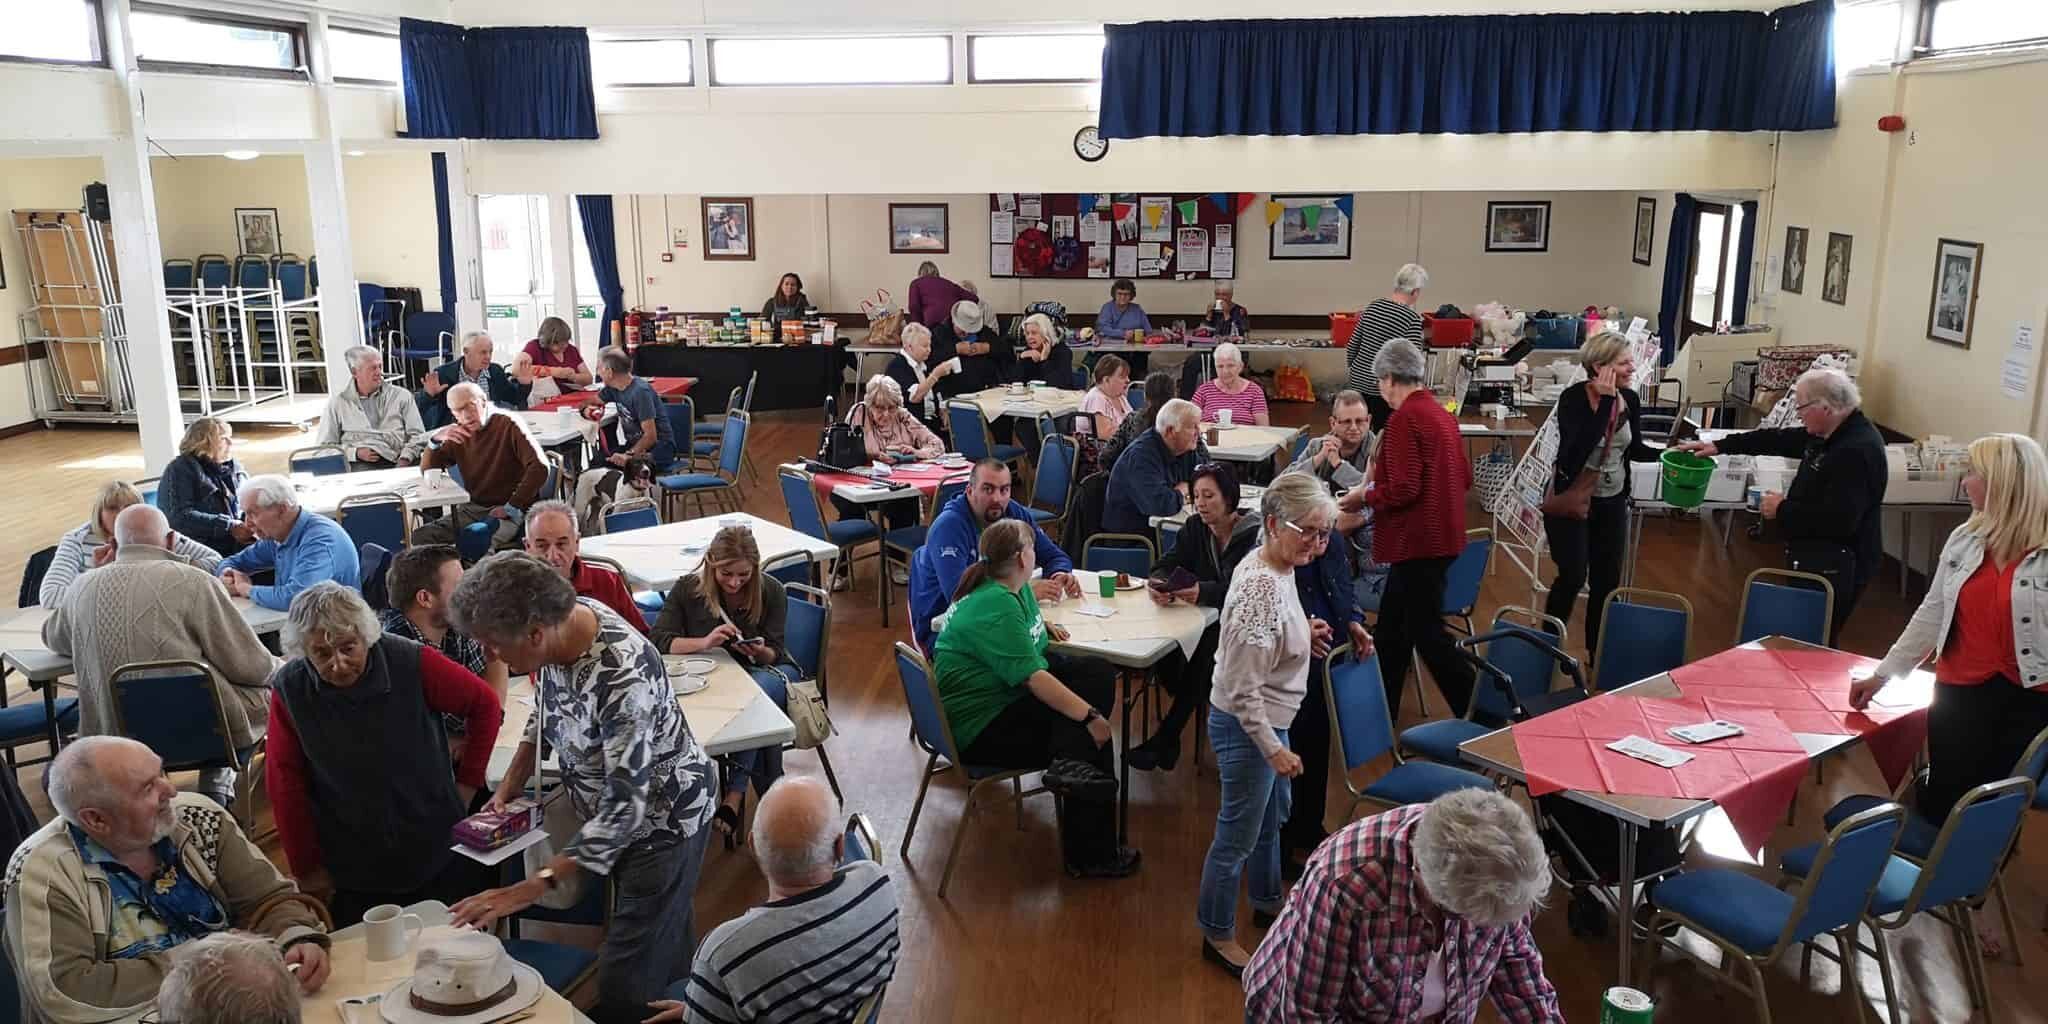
[265,646,504,876]
[1940,557,2023,685]
[1363,390,1472,563]
[521,338,586,371]
[575,559,650,634]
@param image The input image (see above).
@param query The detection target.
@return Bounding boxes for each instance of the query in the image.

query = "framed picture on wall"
[1268,194,1352,260]
[889,203,949,254]
[1822,232,1853,306]
[234,208,281,257]
[702,198,755,261]
[1781,226,1808,294]
[1926,237,1984,348]
[1632,197,1657,266]
[1484,201,1550,253]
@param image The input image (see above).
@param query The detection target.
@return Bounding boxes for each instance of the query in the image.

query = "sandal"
[712,803,743,850]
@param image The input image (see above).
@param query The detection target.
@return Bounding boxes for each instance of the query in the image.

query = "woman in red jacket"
[1342,340,1476,716]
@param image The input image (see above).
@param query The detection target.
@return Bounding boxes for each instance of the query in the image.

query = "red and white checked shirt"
[1243,806,1563,1023]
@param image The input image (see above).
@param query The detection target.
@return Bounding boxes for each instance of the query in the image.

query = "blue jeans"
[1198,708,1291,941]
[724,665,790,798]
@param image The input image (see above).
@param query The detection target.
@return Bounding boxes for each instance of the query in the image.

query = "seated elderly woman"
[651,526,799,847]
[264,582,504,927]
[884,322,955,438]
[832,376,941,545]
[1201,281,1250,338]
[159,415,254,556]
[40,479,221,607]
[1095,278,1152,341]
[1245,789,1561,1021]
[1078,354,1133,443]
[1192,342,1270,427]
[1010,312,1078,391]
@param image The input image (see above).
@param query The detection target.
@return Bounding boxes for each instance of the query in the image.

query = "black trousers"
[1151,624,1221,744]
[1920,674,2048,823]
[960,654,1119,867]
[830,493,919,530]
[1372,556,1475,718]
[329,851,502,929]
[1282,655,1333,853]
[1542,493,1630,653]
[1363,389,1392,431]
[1832,577,1868,642]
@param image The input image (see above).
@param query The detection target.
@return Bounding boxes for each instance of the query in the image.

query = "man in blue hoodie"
[910,459,1078,652]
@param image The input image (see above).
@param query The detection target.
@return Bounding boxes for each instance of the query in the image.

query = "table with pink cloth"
[807,459,971,504]
[529,375,695,412]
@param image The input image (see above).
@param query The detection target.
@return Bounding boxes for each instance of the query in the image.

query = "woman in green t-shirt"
[932,519,1141,880]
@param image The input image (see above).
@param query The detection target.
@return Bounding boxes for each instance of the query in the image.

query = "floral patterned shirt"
[539,599,714,873]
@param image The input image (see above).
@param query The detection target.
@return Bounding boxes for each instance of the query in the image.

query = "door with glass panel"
[478,194,547,360]
[1683,202,1745,343]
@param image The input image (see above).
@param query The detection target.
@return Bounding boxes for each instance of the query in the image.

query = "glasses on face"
[1793,399,1823,413]
[1283,520,1331,545]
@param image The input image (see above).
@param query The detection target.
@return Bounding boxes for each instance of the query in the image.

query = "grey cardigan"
[39,522,223,608]
[1873,525,2048,688]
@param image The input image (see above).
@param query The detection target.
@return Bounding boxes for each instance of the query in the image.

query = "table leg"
[1118,669,1136,847]
[40,678,60,754]
[1617,820,1641,985]
[871,506,892,627]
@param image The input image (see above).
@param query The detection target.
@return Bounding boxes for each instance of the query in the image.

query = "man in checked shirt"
[1244,790,1564,1022]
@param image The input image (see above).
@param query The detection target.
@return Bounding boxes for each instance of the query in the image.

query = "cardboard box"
[451,798,542,851]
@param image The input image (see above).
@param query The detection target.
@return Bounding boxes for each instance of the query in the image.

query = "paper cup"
[1097,573,1116,599]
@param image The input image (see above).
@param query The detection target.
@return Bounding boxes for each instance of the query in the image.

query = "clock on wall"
[1073,125,1109,162]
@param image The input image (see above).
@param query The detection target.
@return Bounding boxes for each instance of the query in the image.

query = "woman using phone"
[1542,331,1656,657]
[1129,463,1258,772]
[650,526,796,844]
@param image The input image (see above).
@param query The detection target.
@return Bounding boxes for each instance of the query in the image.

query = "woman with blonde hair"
[650,525,795,843]
[1854,433,2048,826]
[1541,331,1658,654]
[40,480,224,607]
[158,416,253,556]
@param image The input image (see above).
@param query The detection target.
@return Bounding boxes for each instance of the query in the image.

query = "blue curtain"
[1100,4,1833,139]
[400,19,597,140]
[576,195,624,348]
[1657,194,1699,365]
[431,153,456,316]
[1756,1,1836,132]
[1732,200,1759,326]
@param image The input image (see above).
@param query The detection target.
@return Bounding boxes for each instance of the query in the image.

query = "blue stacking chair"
[357,542,394,611]
[108,659,262,826]
[1155,519,1182,556]
[765,554,814,588]
[661,411,749,520]
[1290,430,1312,464]
[1399,608,1577,765]
[163,259,195,291]
[136,476,161,507]
[504,872,605,996]
[895,642,1050,898]
[695,372,756,439]
[287,445,349,477]
[600,497,659,534]
[1439,527,1494,637]
[1594,587,1693,691]
[436,464,498,563]
[1027,433,1077,533]
[2,547,80,768]
[692,386,744,463]
[784,582,842,798]
[337,493,409,554]
[1638,803,1906,1024]
[779,463,879,585]
[661,397,695,474]
[947,400,1026,467]
[1325,646,1493,822]
[1081,534,1156,577]
[881,477,966,625]
[401,311,456,385]
[1737,567,1834,647]
[196,254,231,290]
[275,257,310,302]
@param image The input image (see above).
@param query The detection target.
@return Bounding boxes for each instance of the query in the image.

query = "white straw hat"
[379,929,545,1024]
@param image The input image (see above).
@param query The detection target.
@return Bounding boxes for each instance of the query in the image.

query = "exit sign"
[578,304,597,319]
[485,304,518,319]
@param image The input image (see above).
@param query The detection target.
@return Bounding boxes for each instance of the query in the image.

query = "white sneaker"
[890,565,910,586]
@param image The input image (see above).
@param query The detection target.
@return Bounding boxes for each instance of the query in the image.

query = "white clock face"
[1074,125,1108,162]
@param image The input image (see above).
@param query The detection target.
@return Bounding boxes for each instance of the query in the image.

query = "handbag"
[817,397,868,470]
[1540,391,1619,520]
[519,684,589,911]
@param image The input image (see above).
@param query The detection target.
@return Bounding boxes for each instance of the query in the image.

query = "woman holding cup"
[1192,342,1270,426]
[884,322,955,438]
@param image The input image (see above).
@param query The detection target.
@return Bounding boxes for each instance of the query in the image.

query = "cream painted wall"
[341,152,442,294]
[0,156,109,431]
[150,155,317,262]
[1757,75,1893,357]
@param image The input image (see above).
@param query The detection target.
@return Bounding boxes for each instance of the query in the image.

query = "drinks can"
[1745,485,1763,511]
[1600,986,1653,1024]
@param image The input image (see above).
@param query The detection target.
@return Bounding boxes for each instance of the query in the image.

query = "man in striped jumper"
[1345,263,1430,426]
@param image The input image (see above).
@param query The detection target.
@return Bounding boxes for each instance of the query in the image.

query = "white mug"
[363,904,424,962]
[1217,408,1234,427]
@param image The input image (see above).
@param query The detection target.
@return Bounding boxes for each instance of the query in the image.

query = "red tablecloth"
[529,376,695,413]
[810,461,970,500]
[1669,645,1930,791]
[1511,695,1810,853]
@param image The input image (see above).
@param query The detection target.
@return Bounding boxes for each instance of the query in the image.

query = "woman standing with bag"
[1542,332,1656,656]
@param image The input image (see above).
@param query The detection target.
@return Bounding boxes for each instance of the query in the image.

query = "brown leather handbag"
[1540,392,1620,520]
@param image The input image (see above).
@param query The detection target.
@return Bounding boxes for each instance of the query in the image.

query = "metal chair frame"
[336,491,412,549]
[1737,567,1836,647]
[1593,587,1694,691]
[107,658,264,831]
[287,444,350,476]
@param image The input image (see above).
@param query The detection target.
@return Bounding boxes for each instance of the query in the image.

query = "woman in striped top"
[1345,263,1429,426]
[1192,343,1270,426]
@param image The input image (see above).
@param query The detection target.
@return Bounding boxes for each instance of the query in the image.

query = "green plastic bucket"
[1660,449,1715,508]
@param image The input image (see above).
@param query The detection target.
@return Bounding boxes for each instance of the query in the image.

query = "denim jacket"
[1873,525,2048,688]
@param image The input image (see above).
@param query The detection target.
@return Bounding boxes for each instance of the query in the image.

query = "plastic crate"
[1330,312,1358,347]
[1531,316,1582,350]
[1423,314,1475,348]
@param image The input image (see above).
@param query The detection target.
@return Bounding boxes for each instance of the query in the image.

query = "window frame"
[1914,0,2048,58]
[706,34,955,88]
[0,0,107,69]
[326,25,399,87]
[965,32,1105,85]
[130,3,306,80]
[589,37,696,88]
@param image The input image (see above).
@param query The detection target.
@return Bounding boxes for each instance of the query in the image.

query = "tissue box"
[452,798,542,851]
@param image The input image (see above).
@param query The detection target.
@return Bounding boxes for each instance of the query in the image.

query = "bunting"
[1078,194,1099,217]
[1176,199,1199,224]
[1113,202,1134,222]
[1333,194,1355,220]
[1238,193,1258,216]
[1302,204,1323,232]
[1264,200,1284,227]
[1207,192,1231,215]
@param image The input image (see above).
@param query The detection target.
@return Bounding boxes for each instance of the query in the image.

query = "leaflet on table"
[1668,720,1745,744]
[1606,735,1694,768]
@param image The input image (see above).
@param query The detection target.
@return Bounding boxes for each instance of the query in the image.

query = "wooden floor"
[3,409,2046,1023]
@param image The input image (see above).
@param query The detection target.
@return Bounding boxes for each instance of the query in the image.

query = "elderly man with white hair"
[417,330,532,430]
[1346,263,1429,425]
[414,380,550,552]
[46,504,278,804]
[1677,366,1887,637]
[1104,397,1205,535]
[1243,789,1563,1022]
[315,343,424,467]
[156,931,303,1024]
[3,737,330,1024]
[646,777,899,1023]
[216,474,361,611]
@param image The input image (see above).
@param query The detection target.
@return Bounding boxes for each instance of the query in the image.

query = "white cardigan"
[1873,524,2048,688]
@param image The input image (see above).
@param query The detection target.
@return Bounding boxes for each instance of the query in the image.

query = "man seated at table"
[417,331,532,430]
[4,737,332,1024]
[217,475,361,612]
[648,776,898,1024]
[909,459,1078,653]
[315,344,424,469]
[1104,398,1203,535]
[1288,389,1377,565]
[522,499,650,633]
[156,931,303,1024]
[47,504,279,806]
[414,382,551,553]
[930,300,1011,398]
[592,346,678,469]
[1244,789,1562,1023]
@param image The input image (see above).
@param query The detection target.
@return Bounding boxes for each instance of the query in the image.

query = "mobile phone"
[1164,567,1198,591]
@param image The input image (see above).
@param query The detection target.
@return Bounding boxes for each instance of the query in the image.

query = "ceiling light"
[346,149,365,157]
[222,149,260,161]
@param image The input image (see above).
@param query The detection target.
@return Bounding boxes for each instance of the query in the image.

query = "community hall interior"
[2,0,2048,1021]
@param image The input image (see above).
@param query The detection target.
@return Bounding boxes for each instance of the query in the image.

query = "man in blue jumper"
[909,459,1079,653]
[1103,398,1204,535]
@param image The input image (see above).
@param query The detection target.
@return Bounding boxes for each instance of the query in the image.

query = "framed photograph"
[1926,238,1984,348]
[1484,201,1550,253]
[1631,197,1657,266]
[888,203,949,254]
[701,198,755,261]
[1268,194,1352,260]
[1822,232,1853,306]
[1781,226,1808,295]
[234,208,281,257]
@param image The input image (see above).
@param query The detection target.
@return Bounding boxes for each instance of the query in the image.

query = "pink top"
[1193,378,1269,424]
[522,338,586,370]
[1078,387,1132,437]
